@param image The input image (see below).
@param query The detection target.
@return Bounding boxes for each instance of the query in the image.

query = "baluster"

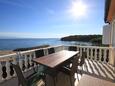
[0,62,3,82]
[44,49,48,55]
[94,48,97,61]
[24,54,28,71]
[1,61,7,80]
[97,48,99,61]
[89,48,91,59]
[99,49,102,62]
[27,54,30,69]
[29,53,32,69]
[33,52,36,68]
[21,54,26,71]
[84,48,86,58]
[87,48,89,59]
[31,53,34,67]
[101,49,104,62]
[107,49,110,63]
[80,47,82,58]
[9,60,14,77]
[22,54,26,70]
[83,48,85,52]
[6,61,11,79]
[13,56,17,76]
[18,53,23,71]
[81,48,84,57]
[103,49,107,63]
[90,48,93,60]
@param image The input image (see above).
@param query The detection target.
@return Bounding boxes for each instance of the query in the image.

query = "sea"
[0,38,92,50]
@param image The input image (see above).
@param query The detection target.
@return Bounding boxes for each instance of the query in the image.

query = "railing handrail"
[0,45,63,58]
[64,45,115,49]
[0,45,114,84]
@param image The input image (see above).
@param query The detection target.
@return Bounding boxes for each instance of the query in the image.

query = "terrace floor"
[0,59,114,86]
[38,59,115,86]
[82,59,115,82]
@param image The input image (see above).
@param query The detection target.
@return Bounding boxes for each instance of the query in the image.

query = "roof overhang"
[104,0,115,23]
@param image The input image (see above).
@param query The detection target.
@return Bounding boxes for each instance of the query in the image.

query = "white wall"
[112,19,115,47]
[102,24,111,45]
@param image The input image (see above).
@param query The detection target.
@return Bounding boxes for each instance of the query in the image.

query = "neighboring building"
[104,0,115,47]
[104,0,115,65]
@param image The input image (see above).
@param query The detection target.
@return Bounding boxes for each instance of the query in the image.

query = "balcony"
[0,45,115,86]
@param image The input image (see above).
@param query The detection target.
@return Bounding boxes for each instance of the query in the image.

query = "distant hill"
[60,35,102,45]
[13,45,49,51]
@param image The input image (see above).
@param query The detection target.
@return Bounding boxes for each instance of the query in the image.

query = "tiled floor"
[80,59,115,82]
[38,59,115,86]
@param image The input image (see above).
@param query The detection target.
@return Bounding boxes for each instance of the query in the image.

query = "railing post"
[109,47,115,66]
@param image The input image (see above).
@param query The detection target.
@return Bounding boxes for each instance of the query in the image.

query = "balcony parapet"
[0,45,114,85]
[0,45,64,83]
[64,45,115,65]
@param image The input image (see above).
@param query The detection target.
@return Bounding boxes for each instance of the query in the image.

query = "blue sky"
[0,0,105,38]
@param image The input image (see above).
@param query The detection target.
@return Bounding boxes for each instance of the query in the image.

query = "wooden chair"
[48,48,55,54]
[35,49,44,58]
[69,46,77,51]
[11,63,45,86]
[78,51,86,75]
[60,54,80,86]
[64,46,77,67]
[34,49,45,74]
[43,68,58,86]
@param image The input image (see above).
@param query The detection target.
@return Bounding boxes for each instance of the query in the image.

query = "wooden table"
[78,74,115,86]
[33,50,79,86]
[33,50,79,68]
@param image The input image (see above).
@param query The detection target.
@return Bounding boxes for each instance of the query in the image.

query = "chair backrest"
[48,48,55,54]
[80,51,86,66]
[11,63,27,86]
[35,49,44,58]
[69,46,77,51]
[71,54,80,76]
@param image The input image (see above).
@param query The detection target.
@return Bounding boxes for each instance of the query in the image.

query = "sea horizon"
[0,38,92,50]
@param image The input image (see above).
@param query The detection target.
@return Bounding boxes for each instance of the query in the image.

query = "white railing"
[64,45,114,64]
[0,45,64,83]
[0,45,114,84]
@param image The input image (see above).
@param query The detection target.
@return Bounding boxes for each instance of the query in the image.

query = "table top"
[78,74,115,86]
[33,50,79,68]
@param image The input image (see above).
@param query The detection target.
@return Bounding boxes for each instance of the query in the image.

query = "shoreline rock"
[0,45,49,56]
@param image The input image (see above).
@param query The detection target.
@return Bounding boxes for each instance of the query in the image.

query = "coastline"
[0,50,14,56]
[0,45,49,56]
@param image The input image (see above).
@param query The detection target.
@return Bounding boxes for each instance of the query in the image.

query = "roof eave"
[104,0,111,23]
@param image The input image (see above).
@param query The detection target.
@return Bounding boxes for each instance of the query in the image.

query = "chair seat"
[43,68,58,77]
[60,66,71,75]
[27,73,45,86]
